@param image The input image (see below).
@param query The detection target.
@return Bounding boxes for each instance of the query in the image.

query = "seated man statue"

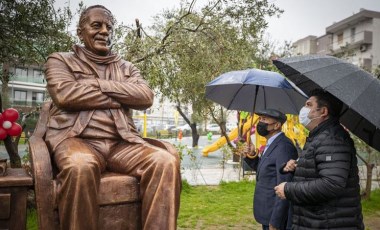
[44,5,180,230]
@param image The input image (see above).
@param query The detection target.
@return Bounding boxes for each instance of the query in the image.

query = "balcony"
[11,75,45,84]
[331,31,373,52]
[11,100,44,107]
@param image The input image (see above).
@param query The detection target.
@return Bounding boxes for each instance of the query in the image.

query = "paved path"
[163,136,255,185]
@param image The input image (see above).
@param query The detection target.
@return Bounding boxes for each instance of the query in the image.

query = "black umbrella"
[273,55,380,152]
[205,68,307,115]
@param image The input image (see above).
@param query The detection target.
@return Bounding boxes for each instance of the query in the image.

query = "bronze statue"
[44,5,180,230]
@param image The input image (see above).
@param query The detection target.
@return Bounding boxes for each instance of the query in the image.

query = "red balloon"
[3,108,19,122]
[7,123,22,136]
[0,127,7,140]
[0,113,3,124]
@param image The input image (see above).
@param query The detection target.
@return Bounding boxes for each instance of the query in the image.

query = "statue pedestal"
[0,168,33,230]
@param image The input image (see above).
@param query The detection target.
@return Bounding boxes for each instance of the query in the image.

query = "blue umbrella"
[205,68,307,114]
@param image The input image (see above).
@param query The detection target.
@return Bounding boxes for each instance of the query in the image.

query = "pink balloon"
[7,123,22,136]
[3,108,19,122]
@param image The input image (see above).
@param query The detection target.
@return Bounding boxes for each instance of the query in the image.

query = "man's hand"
[283,159,297,172]
[241,143,256,158]
[274,182,287,200]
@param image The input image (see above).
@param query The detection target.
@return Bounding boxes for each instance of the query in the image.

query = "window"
[337,33,343,45]
[33,69,43,79]
[15,67,28,77]
[351,28,356,42]
[14,90,27,101]
[32,92,44,102]
[32,69,45,83]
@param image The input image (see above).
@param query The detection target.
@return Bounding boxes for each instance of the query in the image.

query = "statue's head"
[77,5,115,56]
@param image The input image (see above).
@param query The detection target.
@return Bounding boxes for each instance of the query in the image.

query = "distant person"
[44,5,180,229]
[207,131,213,142]
[244,109,297,230]
[178,129,183,142]
[275,89,364,229]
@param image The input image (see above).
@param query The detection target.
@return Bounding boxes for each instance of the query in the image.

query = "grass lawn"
[27,180,380,230]
[178,180,259,229]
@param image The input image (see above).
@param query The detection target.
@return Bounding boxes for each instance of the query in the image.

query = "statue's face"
[77,8,114,56]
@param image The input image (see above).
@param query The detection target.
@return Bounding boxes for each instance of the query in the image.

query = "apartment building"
[1,64,46,112]
[292,35,318,56]
[292,9,380,72]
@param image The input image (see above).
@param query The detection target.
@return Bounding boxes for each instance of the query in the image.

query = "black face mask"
[256,121,275,137]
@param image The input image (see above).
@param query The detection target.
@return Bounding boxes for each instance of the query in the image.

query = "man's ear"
[321,106,329,117]
[77,28,83,41]
[275,121,282,131]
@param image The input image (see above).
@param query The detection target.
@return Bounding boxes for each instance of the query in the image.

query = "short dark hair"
[310,89,343,118]
[78,5,115,29]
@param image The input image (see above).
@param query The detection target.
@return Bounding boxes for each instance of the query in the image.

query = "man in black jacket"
[274,89,364,230]
[244,109,297,230]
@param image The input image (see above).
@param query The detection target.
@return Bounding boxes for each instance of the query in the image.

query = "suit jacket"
[44,51,154,152]
[245,133,297,229]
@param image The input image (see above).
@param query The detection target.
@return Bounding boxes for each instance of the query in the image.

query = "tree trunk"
[4,136,21,168]
[209,106,233,148]
[357,146,374,200]
[176,105,199,147]
[362,146,374,200]
[362,162,375,200]
[1,63,11,108]
[191,127,199,147]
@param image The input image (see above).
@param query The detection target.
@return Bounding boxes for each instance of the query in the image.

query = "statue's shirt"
[80,64,119,139]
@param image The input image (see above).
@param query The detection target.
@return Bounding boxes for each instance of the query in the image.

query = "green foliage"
[26,208,38,230]
[1,0,75,110]
[117,0,283,126]
[0,0,75,65]
[373,65,380,79]
[181,179,192,194]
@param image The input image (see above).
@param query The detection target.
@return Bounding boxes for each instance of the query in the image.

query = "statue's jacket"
[44,51,154,152]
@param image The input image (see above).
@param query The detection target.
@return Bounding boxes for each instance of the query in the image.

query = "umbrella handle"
[233,143,259,159]
[245,150,258,159]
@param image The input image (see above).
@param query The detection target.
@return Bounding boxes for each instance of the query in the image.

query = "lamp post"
[143,110,147,137]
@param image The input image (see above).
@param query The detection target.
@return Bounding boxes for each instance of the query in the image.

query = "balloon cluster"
[0,108,22,140]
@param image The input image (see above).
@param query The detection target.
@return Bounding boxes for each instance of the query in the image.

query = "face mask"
[299,106,321,127]
[256,121,275,137]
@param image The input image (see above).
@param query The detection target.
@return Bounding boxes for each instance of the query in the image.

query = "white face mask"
[299,106,321,127]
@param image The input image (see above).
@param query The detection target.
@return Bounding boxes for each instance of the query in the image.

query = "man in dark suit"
[244,109,297,230]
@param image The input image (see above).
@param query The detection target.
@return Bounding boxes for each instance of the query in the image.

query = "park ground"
[2,136,378,229]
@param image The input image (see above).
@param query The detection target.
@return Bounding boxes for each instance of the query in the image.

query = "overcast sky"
[55,0,380,44]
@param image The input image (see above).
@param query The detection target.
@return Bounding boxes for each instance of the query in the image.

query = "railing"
[331,30,373,51]
[11,100,44,107]
[11,76,45,84]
